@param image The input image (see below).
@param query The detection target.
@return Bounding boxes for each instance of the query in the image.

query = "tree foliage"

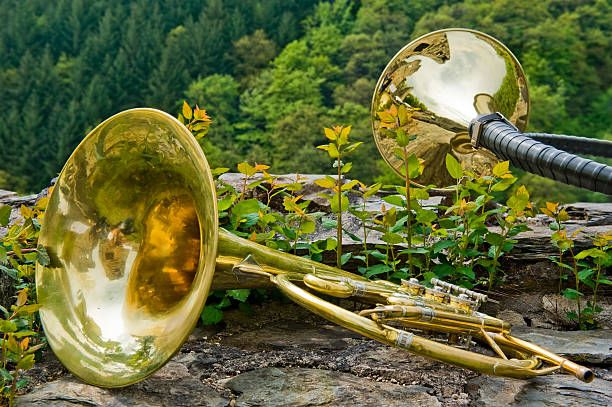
[0,0,610,204]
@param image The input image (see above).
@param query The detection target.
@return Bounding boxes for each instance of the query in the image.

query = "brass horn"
[36,108,594,388]
[372,28,612,193]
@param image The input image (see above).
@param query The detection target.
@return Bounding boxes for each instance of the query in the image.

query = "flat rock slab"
[222,322,362,351]
[467,374,612,406]
[0,189,17,199]
[512,327,612,365]
[225,367,441,407]
[16,361,229,407]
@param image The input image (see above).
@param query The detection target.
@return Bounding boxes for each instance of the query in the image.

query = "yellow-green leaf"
[338,125,351,144]
[237,162,256,176]
[314,178,336,189]
[445,154,464,179]
[327,143,339,158]
[182,101,192,120]
[492,161,510,177]
[363,183,381,198]
[324,128,337,141]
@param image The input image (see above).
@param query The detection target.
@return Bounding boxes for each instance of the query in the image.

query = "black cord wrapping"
[473,120,612,195]
[525,133,612,159]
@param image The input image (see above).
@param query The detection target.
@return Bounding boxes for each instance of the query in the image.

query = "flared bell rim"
[35,108,218,387]
[371,28,530,191]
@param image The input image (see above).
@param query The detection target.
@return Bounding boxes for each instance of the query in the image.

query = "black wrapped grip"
[470,119,612,195]
[525,133,612,159]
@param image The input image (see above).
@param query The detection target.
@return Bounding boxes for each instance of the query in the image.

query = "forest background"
[0,0,610,203]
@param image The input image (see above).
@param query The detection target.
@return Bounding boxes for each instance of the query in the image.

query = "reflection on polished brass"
[372,28,529,189]
[37,108,592,388]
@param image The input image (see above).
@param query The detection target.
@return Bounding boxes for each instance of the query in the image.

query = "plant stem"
[362,199,369,269]
[5,248,38,257]
[402,147,413,275]
[592,258,601,316]
[569,246,582,328]
[336,151,342,269]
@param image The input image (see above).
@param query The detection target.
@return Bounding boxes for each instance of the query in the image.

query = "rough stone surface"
[0,189,17,199]
[225,367,442,407]
[467,374,612,406]
[511,326,612,365]
[17,362,229,407]
[16,301,612,407]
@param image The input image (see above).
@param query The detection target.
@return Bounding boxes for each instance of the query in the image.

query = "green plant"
[376,104,421,274]
[178,101,212,140]
[0,289,43,406]
[542,203,612,328]
[316,125,361,268]
[0,201,48,406]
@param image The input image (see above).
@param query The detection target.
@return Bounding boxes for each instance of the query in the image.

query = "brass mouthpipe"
[490,333,594,383]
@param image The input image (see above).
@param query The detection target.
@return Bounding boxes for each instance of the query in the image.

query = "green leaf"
[445,154,464,179]
[343,228,362,242]
[36,245,50,267]
[0,320,17,333]
[382,195,405,207]
[363,183,381,198]
[218,196,234,212]
[238,302,253,316]
[562,288,583,300]
[396,127,409,147]
[577,269,594,281]
[575,248,606,260]
[341,179,359,191]
[314,178,336,189]
[17,354,35,371]
[227,289,250,302]
[232,199,260,218]
[321,217,337,229]
[422,271,438,284]
[341,162,353,174]
[182,101,192,120]
[0,246,6,265]
[324,128,337,141]
[458,266,475,280]
[412,188,429,200]
[327,143,339,158]
[416,209,436,224]
[492,161,510,177]
[597,278,612,285]
[432,263,454,278]
[211,167,230,177]
[382,232,403,245]
[365,264,391,278]
[433,240,455,254]
[237,162,256,176]
[300,221,316,234]
[16,378,29,389]
[341,252,352,265]
[406,154,421,178]
[330,193,349,213]
[491,178,515,192]
[325,238,338,250]
[0,368,12,384]
[0,205,10,227]
[485,233,504,246]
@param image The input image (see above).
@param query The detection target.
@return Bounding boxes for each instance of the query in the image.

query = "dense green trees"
[0,0,610,203]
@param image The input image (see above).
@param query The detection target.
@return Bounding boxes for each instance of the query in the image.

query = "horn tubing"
[471,119,612,194]
[273,273,561,380]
